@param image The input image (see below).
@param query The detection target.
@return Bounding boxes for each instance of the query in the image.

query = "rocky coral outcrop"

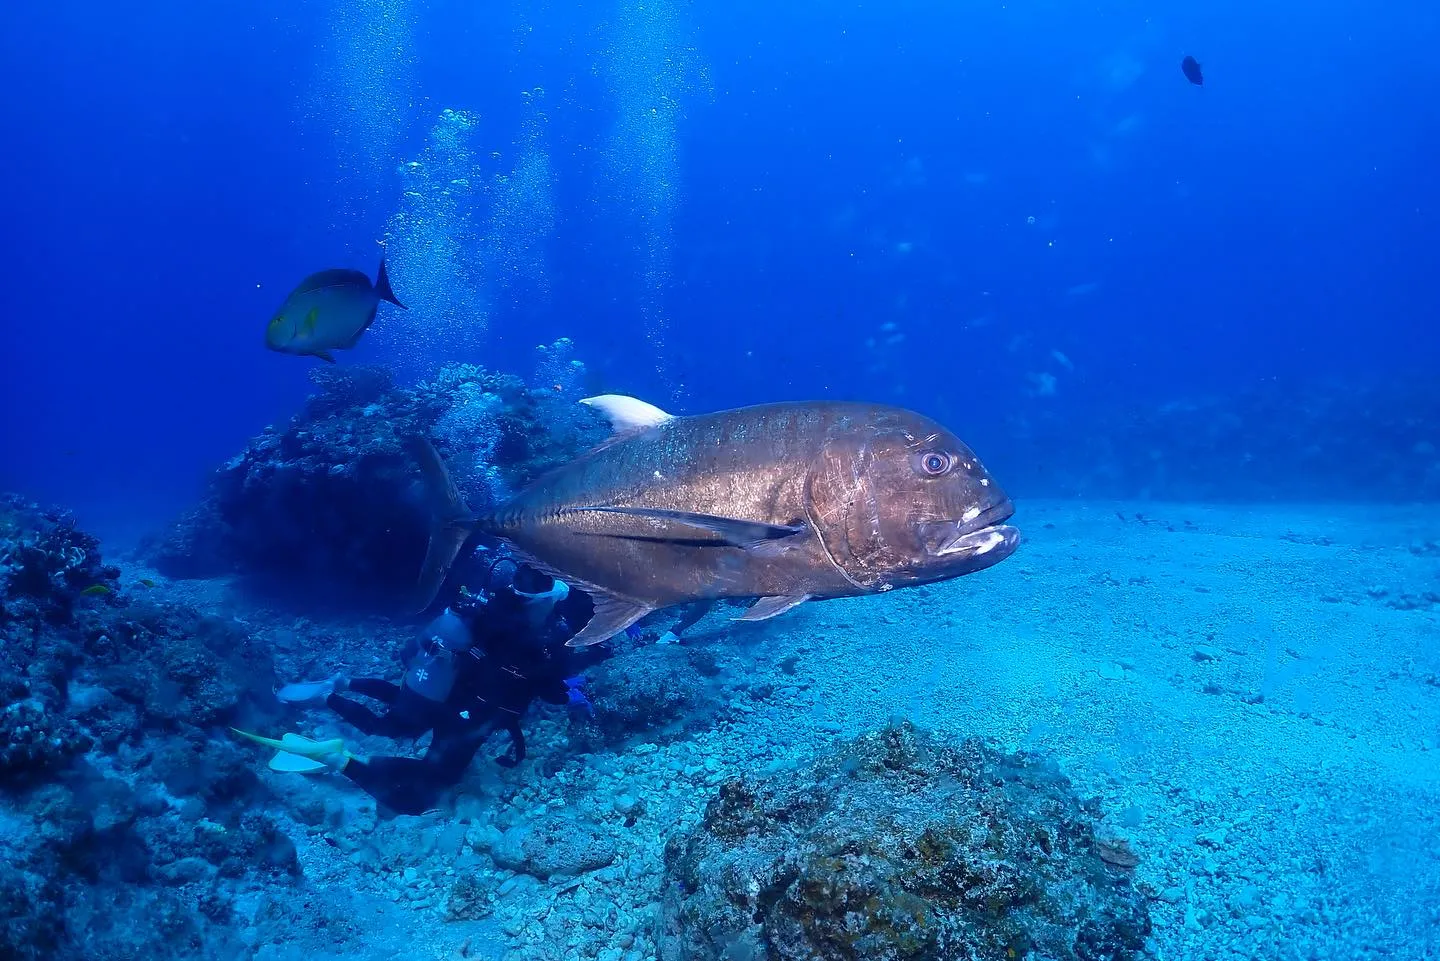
[490,815,619,880]
[659,722,1151,961]
[141,356,605,608]
[580,641,726,746]
[0,498,291,961]
[0,495,120,625]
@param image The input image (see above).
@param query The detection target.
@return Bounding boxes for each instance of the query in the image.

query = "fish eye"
[920,451,952,476]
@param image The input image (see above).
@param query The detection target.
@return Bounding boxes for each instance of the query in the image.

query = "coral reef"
[658,722,1151,961]
[141,357,606,608]
[0,497,290,960]
[1,495,120,625]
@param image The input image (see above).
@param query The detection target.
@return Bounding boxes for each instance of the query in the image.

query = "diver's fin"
[406,436,478,612]
[231,728,292,752]
[374,258,406,309]
[232,729,345,757]
[313,350,336,363]
[275,674,342,705]
[269,753,330,773]
[231,729,351,773]
[565,592,651,647]
[563,506,805,549]
[735,594,811,622]
[579,394,674,434]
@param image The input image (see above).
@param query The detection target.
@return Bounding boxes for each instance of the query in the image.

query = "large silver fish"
[412,394,1019,645]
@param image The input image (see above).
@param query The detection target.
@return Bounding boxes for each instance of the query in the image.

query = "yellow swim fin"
[268,751,330,774]
[231,728,351,774]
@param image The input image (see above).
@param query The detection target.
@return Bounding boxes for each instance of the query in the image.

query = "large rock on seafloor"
[659,722,1151,961]
[141,362,606,607]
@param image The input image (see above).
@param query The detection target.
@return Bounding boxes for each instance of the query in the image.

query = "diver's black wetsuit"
[325,680,437,739]
[335,587,607,816]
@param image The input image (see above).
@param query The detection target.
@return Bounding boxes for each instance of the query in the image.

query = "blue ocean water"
[1,1,1438,959]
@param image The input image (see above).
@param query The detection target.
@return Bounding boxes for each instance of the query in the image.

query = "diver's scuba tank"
[402,607,472,703]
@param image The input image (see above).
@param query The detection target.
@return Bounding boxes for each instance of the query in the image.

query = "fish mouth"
[919,499,1019,570]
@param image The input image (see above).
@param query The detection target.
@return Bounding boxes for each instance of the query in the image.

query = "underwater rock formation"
[579,641,726,746]
[141,360,606,607]
[0,497,292,960]
[659,722,1151,961]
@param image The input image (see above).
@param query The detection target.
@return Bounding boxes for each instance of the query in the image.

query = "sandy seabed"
[121,499,1440,961]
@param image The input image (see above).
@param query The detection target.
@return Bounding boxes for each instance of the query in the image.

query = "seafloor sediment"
[3,493,1436,960]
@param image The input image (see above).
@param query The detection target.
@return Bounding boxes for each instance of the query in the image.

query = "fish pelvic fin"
[734,594,811,622]
[407,435,478,612]
[375,259,406,310]
[312,350,337,363]
[565,593,652,647]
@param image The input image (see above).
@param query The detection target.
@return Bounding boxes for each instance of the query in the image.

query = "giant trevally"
[266,261,405,362]
[411,394,1019,646]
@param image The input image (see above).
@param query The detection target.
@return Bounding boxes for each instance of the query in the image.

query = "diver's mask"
[483,558,570,631]
[512,578,570,630]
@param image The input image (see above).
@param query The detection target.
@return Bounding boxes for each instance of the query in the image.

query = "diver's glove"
[564,675,595,719]
[494,718,526,768]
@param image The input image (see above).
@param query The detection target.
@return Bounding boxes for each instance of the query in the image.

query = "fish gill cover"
[0,0,1438,960]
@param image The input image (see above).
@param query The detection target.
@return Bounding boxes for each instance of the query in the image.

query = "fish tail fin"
[406,435,477,612]
[375,259,406,310]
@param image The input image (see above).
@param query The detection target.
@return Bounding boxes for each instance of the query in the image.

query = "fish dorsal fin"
[579,395,674,435]
[293,268,371,295]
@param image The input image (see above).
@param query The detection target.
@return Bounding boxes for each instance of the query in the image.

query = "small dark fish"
[1181,55,1204,86]
[80,584,112,596]
[412,395,1019,646]
[265,260,406,363]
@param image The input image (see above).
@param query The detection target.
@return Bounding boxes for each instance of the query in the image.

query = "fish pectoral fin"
[579,395,674,433]
[566,506,805,549]
[566,593,651,647]
[313,350,336,363]
[734,594,811,622]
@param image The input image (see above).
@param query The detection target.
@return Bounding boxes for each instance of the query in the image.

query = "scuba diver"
[235,557,608,816]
